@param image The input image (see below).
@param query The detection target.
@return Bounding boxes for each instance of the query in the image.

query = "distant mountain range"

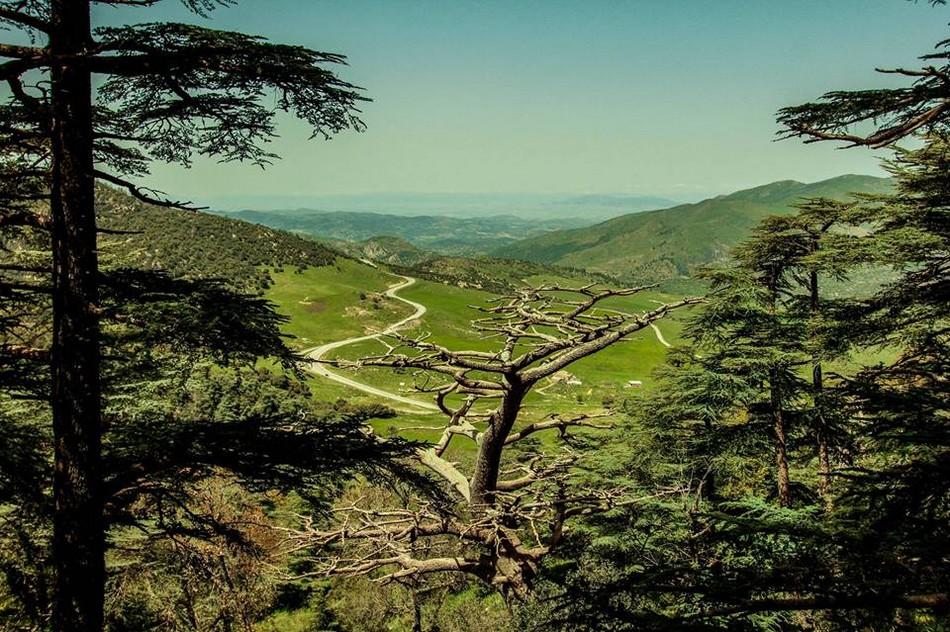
[492,175,893,285]
[221,210,600,255]
[206,174,893,290]
[211,192,680,219]
[93,174,894,296]
[95,186,603,296]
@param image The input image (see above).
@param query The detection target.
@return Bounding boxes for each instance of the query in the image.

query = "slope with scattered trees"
[501,175,892,285]
[97,185,338,292]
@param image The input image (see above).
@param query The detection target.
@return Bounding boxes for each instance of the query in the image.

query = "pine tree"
[826,136,950,611]
[686,260,808,508]
[536,170,948,628]
[778,0,950,148]
[0,2,373,629]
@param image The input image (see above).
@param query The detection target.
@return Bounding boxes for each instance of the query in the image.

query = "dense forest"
[0,1,948,631]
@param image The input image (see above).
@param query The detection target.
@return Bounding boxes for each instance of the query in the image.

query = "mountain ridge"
[492,174,893,285]
[95,185,338,292]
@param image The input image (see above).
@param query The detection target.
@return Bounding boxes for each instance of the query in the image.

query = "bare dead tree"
[288,283,702,598]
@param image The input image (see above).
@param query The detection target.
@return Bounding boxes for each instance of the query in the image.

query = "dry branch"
[297,283,701,597]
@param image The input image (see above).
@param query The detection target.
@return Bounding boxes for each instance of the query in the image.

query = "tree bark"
[814,363,831,502]
[810,269,832,506]
[470,380,525,506]
[410,589,422,632]
[765,274,791,509]
[770,373,791,508]
[49,1,104,630]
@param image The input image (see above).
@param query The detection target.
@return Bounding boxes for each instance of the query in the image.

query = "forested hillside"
[96,186,337,291]
[330,235,615,293]
[501,175,892,283]
[388,255,602,293]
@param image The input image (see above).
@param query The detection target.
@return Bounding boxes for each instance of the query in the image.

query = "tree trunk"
[49,2,104,630]
[410,589,422,632]
[470,381,525,507]
[765,274,791,508]
[810,270,832,506]
[770,375,791,508]
[814,363,832,502]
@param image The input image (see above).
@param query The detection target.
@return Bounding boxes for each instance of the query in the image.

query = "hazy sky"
[94,1,947,204]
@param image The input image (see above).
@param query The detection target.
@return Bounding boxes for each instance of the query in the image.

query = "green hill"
[390,255,595,294]
[95,186,337,291]
[495,175,892,284]
[328,235,618,294]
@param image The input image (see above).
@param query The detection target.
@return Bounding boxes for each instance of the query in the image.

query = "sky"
[93,0,948,207]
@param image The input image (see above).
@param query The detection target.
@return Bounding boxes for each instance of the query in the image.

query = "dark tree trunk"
[410,589,423,632]
[813,362,831,502]
[770,375,791,508]
[810,269,832,506]
[698,468,716,501]
[765,275,791,508]
[470,380,525,507]
[48,1,104,630]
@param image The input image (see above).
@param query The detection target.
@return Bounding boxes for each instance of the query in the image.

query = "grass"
[266,259,412,350]
[266,261,698,459]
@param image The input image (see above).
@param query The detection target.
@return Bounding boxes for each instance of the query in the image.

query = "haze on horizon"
[97,0,946,210]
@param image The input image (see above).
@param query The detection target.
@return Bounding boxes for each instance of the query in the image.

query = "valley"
[95,175,891,446]
[3,3,946,630]
[301,274,438,411]
[98,174,887,428]
[264,260,687,453]
[221,209,597,256]
[228,175,893,292]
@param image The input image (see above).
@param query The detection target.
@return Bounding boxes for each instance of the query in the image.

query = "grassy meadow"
[266,260,693,461]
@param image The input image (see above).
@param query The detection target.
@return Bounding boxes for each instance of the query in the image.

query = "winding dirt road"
[649,323,671,348]
[647,300,673,348]
[301,277,673,409]
[301,275,439,411]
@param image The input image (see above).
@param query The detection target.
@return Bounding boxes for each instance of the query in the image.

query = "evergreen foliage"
[532,135,949,631]
[97,185,338,292]
[0,2,417,630]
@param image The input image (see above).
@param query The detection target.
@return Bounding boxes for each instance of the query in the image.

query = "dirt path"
[649,323,671,348]
[301,275,439,411]
[647,300,673,348]
[604,303,673,348]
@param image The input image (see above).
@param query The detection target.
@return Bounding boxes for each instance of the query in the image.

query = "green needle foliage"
[778,0,950,149]
[0,247,426,630]
[531,135,949,631]
[0,2,420,630]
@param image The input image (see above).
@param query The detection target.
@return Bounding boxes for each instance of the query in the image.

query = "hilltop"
[95,186,338,292]
[495,175,893,285]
